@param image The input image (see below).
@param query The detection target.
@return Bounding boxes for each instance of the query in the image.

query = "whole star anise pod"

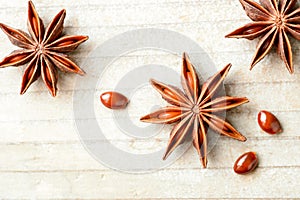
[226,0,300,73]
[0,1,88,96]
[140,53,249,168]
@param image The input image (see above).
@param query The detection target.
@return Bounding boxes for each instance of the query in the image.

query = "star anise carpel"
[0,1,88,96]
[226,0,300,73]
[140,53,249,168]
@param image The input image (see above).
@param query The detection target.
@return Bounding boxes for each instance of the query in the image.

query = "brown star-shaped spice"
[140,53,249,168]
[0,1,88,96]
[226,0,300,73]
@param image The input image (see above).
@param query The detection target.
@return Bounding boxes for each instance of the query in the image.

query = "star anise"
[226,0,300,73]
[140,53,249,168]
[0,1,88,96]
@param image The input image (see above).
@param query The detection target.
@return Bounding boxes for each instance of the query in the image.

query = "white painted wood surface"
[0,0,299,199]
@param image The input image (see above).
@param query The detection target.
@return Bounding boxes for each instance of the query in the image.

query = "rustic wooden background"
[0,0,299,199]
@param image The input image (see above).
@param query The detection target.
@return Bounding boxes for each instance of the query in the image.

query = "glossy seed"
[186,72,195,92]
[244,26,264,35]
[10,54,28,63]
[258,110,282,134]
[163,87,180,101]
[100,91,129,109]
[56,40,74,47]
[234,152,258,175]
[32,17,39,37]
[158,111,181,119]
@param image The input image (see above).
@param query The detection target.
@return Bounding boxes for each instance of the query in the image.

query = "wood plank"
[0,139,299,171]
[0,168,299,199]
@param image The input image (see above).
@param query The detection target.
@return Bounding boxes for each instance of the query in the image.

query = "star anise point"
[201,157,207,168]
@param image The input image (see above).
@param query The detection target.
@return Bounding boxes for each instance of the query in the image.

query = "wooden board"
[0,0,299,199]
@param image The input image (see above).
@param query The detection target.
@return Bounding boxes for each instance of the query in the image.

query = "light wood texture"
[0,0,299,199]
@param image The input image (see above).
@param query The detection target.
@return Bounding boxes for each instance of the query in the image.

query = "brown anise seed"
[100,91,129,109]
[164,88,179,100]
[186,72,195,92]
[57,41,74,47]
[234,152,258,175]
[32,17,39,36]
[258,110,282,134]
[158,111,181,119]
[244,26,263,35]
[10,55,27,62]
